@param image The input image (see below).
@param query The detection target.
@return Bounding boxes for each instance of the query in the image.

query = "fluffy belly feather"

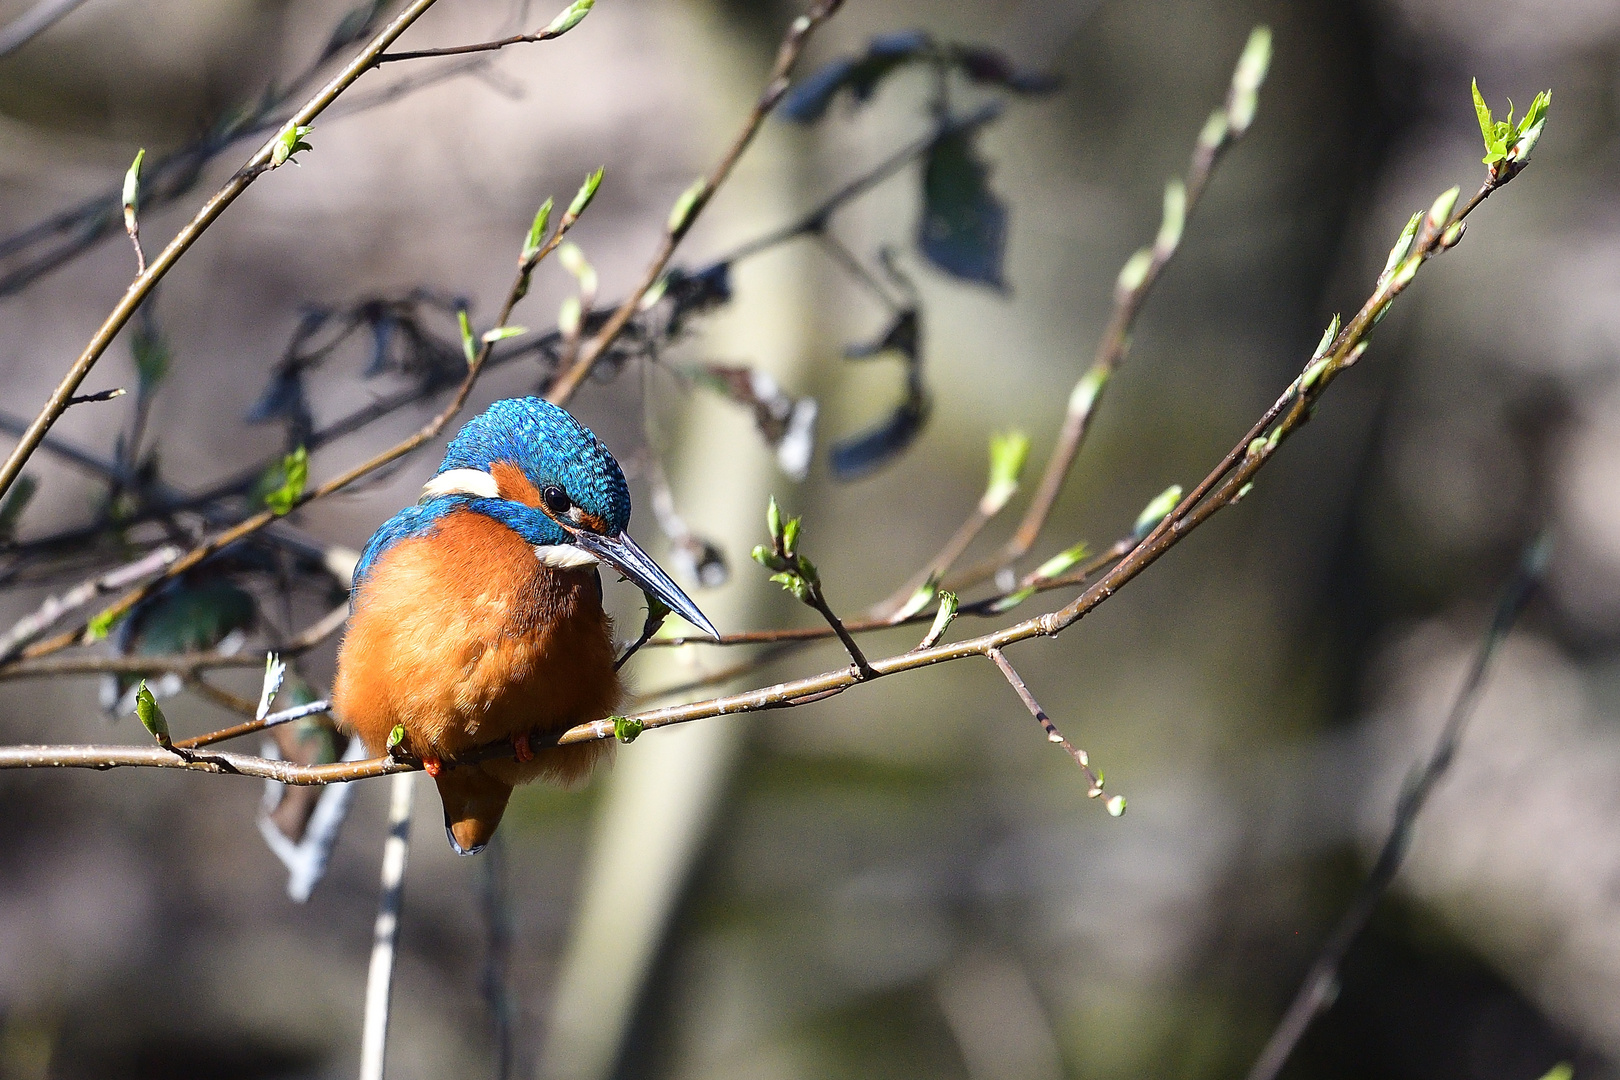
[332,509,618,786]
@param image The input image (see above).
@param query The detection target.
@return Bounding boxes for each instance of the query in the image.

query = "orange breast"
[332,509,618,786]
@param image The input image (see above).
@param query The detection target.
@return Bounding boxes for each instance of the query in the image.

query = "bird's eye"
[541,486,571,515]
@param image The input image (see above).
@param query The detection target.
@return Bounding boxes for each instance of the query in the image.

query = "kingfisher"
[332,397,716,855]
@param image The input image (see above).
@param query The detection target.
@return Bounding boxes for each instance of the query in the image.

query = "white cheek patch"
[533,545,600,569]
[421,468,501,501]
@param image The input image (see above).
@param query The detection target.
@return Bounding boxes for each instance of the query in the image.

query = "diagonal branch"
[0,0,448,505]
[545,0,845,406]
[1243,534,1549,1080]
[950,28,1270,592]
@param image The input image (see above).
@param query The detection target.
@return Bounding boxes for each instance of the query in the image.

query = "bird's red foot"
[511,734,534,763]
[423,756,443,778]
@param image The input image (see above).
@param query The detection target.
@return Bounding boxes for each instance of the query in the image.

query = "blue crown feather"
[352,398,632,596]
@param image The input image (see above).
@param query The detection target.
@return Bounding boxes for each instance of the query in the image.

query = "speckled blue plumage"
[352,398,632,595]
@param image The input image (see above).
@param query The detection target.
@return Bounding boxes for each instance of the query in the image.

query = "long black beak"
[572,529,719,640]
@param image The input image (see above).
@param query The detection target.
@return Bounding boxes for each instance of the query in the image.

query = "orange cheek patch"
[491,461,541,507]
[576,510,611,534]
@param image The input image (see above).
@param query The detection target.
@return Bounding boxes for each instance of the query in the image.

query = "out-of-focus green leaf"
[131,579,256,655]
[261,446,308,515]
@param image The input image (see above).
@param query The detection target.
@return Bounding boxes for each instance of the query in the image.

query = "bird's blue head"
[417,397,716,638]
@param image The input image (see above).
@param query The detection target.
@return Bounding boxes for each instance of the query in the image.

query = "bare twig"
[0,0,462,505]
[952,28,1270,592]
[988,646,1109,802]
[360,772,416,1080]
[0,603,347,681]
[1244,534,1548,1080]
[545,0,844,405]
[176,698,332,751]
[0,544,181,662]
[64,387,126,408]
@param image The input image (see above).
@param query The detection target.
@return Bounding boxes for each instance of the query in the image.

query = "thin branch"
[545,0,845,406]
[950,35,1262,592]
[0,602,347,681]
[175,698,332,751]
[1244,533,1549,1080]
[359,772,416,1080]
[988,646,1106,798]
[375,20,573,64]
[0,544,181,662]
[64,387,126,407]
[0,0,447,505]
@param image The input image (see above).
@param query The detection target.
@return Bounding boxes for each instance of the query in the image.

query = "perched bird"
[332,397,716,854]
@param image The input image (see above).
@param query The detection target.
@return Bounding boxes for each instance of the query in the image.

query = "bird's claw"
[511,733,534,763]
[423,756,443,778]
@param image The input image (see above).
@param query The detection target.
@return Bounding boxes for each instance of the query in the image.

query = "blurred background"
[0,0,1616,1077]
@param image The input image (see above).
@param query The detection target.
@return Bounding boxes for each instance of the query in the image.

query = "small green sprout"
[134,681,173,748]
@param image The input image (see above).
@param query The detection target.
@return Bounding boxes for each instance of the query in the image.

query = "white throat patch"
[421,468,501,501]
[533,545,599,569]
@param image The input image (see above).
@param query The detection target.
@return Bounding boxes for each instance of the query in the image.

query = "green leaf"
[667,177,707,235]
[795,555,819,586]
[751,545,789,573]
[1427,185,1460,231]
[0,475,37,542]
[1471,78,1495,150]
[1067,366,1109,420]
[458,309,477,364]
[122,148,145,214]
[85,606,126,643]
[270,122,314,168]
[1510,89,1551,163]
[919,590,958,648]
[981,430,1031,514]
[1034,540,1090,581]
[1536,1065,1572,1080]
[770,571,809,601]
[481,325,528,345]
[612,714,644,743]
[1228,25,1272,135]
[1312,314,1341,360]
[557,295,582,338]
[1197,109,1229,152]
[564,167,604,223]
[263,446,308,515]
[1115,248,1154,297]
[766,495,783,543]
[522,197,554,262]
[386,723,406,751]
[134,680,172,747]
[1133,484,1183,540]
[782,515,801,557]
[1380,212,1422,286]
[894,574,940,622]
[1154,178,1187,256]
[558,241,598,295]
[543,0,594,37]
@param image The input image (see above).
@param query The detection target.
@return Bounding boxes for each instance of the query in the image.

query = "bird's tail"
[433,765,513,855]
